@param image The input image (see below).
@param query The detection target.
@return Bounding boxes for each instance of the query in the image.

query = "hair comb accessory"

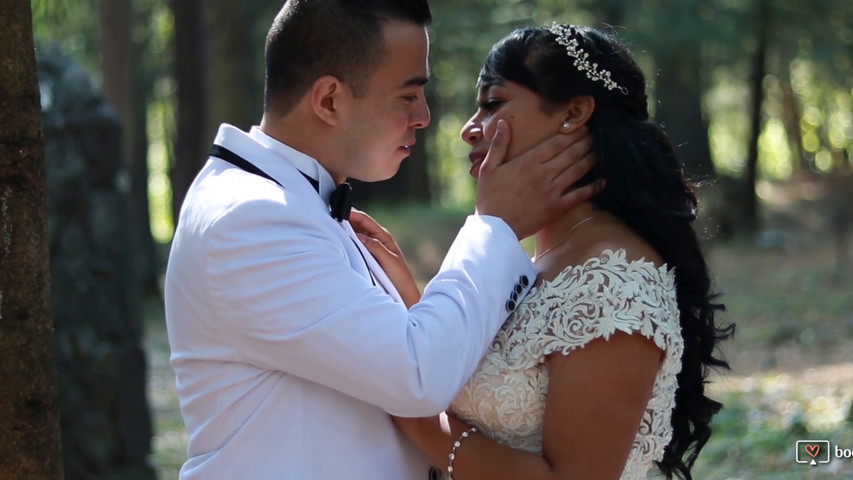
[548,23,628,95]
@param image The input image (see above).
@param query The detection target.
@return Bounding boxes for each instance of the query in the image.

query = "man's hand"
[475,120,601,240]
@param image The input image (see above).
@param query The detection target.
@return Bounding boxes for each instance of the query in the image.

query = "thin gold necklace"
[534,215,597,262]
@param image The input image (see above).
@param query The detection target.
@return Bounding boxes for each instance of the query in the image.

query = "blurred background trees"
[32,0,853,247]
[26,0,853,477]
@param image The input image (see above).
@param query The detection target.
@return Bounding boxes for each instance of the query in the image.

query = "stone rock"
[37,42,156,480]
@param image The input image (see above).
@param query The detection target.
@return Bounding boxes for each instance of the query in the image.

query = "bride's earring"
[561,121,571,131]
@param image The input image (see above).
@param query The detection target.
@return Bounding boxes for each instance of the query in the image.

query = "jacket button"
[506,299,516,311]
[520,275,529,286]
[428,466,443,480]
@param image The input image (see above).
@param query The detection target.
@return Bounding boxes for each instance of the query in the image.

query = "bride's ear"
[559,95,595,133]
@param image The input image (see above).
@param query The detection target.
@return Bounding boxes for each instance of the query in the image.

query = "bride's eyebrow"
[476,76,504,91]
[479,85,508,99]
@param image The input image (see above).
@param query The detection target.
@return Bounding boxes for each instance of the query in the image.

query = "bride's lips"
[468,152,485,178]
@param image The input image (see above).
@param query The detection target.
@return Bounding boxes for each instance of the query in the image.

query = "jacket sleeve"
[198,197,536,417]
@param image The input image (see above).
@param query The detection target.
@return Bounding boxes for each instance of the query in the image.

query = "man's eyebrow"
[399,75,430,89]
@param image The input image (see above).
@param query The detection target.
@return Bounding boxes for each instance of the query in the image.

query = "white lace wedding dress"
[450,249,684,480]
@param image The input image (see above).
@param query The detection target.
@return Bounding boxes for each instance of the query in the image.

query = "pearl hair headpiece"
[548,23,628,95]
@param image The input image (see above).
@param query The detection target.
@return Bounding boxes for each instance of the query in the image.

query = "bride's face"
[461,80,566,179]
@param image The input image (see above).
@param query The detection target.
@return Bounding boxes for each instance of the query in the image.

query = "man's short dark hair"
[264,0,432,115]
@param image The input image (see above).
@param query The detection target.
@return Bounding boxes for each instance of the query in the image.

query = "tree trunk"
[129,16,160,294]
[779,71,808,172]
[0,2,64,479]
[171,0,209,221]
[649,0,716,181]
[99,0,133,149]
[744,0,769,234]
[99,0,160,294]
[208,0,256,132]
[654,44,716,181]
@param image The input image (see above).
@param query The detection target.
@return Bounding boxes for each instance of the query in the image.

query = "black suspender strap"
[211,144,282,187]
[211,144,319,192]
[209,144,374,286]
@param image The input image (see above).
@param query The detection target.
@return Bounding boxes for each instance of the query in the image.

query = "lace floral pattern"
[450,249,683,480]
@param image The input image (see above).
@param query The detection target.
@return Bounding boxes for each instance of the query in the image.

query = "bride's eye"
[478,99,502,111]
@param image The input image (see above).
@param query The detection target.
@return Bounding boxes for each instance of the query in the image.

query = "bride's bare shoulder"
[537,214,664,285]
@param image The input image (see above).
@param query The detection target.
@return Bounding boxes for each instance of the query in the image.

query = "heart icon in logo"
[805,444,820,458]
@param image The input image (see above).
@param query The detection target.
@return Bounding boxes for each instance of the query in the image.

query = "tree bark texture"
[98,0,161,295]
[207,0,256,133]
[654,44,717,181]
[0,1,64,479]
[171,0,209,220]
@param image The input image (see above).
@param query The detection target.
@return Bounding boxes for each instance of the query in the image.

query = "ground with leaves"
[145,193,853,479]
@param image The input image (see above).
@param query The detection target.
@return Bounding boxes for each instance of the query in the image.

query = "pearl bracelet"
[447,426,478,478]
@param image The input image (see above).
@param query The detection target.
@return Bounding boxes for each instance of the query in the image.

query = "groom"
[164,0,595,479]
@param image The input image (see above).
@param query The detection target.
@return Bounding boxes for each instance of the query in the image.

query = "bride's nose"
[461,120,483,145]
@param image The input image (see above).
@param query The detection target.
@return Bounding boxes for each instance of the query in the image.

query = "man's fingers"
[551,152,596,189]
[515,125,589,168]
[544,131,594,173]
[558,180,605,208]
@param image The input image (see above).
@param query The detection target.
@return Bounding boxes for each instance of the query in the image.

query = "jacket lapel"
[340,220,405,305]
[214,127,402,304]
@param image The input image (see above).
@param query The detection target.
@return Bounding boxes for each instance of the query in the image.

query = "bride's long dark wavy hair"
[479,25,735,479]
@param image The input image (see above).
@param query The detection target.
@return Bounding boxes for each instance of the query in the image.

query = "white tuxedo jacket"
[165,124,536,479]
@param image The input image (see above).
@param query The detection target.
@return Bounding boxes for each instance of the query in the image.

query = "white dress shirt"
[164,124,536,479]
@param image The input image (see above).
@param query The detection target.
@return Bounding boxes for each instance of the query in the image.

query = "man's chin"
[350,166,402,183]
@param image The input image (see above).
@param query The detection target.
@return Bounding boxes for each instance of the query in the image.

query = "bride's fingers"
[356,233,396,262]
[350,210,394,243]
[350,210,403,256]
[348,210,378,234]
[357,231,422,308]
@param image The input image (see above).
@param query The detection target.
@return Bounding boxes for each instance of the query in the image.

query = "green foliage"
[32,0,99,72]
[144,199,853,478]
[31,0,853,222]
[693,384,853,479]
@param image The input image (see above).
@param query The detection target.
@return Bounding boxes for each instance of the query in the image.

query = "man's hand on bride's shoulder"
[349,209,421,308]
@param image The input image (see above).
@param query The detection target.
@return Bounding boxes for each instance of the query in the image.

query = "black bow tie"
[298,172,351,222]
[329,182,352,222]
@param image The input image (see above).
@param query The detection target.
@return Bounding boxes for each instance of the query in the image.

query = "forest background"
[9,0,853,478]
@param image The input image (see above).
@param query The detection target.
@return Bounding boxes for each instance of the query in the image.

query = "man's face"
[339,21,431,182]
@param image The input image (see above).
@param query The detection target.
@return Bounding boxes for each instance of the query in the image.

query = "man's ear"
[560,95,595,133]
[310,75,350,126]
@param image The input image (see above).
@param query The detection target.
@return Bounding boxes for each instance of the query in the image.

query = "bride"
[353,23,734,480]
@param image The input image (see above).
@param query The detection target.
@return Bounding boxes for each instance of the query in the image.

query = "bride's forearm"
[393,413,555,480]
